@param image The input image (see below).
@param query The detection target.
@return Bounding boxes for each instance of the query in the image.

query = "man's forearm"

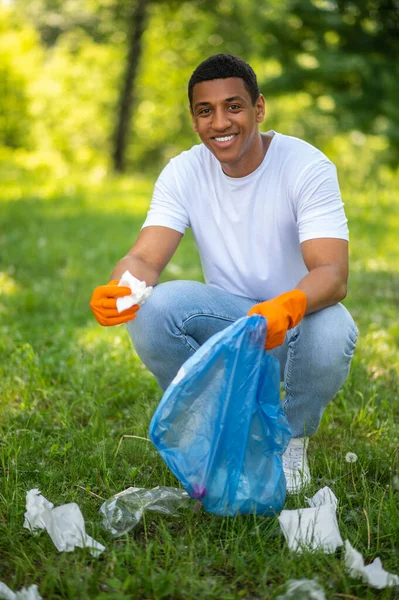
[110,254,162,287]
[296,265,347,315]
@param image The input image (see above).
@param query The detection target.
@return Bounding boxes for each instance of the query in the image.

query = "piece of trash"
[278,504,343,553]
[24,489,105,557]
[306,486,339,510]
[344,539,399,589]
[116,270,152,313]
[278,486,343,553]
[0,582,42,600]
[275,578,327,600]
[150,316,291,517]
[345,452,358,463]
[100,486,190,536]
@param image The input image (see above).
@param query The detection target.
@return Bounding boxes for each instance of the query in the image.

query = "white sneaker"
[282,437,311,494]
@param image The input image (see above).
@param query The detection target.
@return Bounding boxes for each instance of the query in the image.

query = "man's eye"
[198,108,211,115]
[229,104,241,110]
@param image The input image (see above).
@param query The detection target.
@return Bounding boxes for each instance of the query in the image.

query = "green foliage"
[14,0,135,46]
[257,0,399,162]
[30,30,121,167]
[0,9,39,148]
[2,0,398,171]
[0,5,123,169]
[0,60,29,149]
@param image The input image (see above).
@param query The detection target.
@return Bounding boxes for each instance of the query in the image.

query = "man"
[90,54,358,493]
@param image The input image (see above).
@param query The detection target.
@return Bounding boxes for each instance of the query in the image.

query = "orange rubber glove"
[248,289,307,350]
[90,280,140,327]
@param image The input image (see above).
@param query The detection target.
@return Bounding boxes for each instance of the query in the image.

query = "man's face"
[190,77,265,177]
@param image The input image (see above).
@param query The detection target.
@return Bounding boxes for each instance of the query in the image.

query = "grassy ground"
[0,156,398,599]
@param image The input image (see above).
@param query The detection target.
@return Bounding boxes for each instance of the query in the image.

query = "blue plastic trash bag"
[149,315,291,516]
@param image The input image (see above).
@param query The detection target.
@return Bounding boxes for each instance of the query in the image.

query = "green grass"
[0,157,398,599]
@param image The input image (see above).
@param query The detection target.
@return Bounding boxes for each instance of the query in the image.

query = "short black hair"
[188,54,260,108]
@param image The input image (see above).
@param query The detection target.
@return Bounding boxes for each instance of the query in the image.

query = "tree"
[112,0,148,172]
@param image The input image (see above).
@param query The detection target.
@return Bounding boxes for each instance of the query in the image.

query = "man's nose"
[212,108,231,131]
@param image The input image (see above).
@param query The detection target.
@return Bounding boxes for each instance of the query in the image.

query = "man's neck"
[261,131,275,155]
[222,131,275,178]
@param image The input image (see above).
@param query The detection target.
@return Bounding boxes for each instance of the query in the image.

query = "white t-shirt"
[142,131,349,301]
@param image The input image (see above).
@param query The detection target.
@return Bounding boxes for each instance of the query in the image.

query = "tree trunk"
[113,0,148,172]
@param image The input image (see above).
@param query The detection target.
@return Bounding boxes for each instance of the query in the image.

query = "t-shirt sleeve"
[141,160,189,234]
[294,159,349,243]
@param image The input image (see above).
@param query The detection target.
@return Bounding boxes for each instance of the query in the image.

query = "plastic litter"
[150,315,291,516]
[278,486,343,553]
[0,583,42,600]
[275,578,327,600]
[345,539,399,589]
[101,486,190,536]
[116,270,152,313]
[24,489,105,557]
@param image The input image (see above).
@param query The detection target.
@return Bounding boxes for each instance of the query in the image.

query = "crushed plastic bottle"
[100,486,190,536]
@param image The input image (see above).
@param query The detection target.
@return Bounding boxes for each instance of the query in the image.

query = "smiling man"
[191,76,267,177]
[90,54,358,493]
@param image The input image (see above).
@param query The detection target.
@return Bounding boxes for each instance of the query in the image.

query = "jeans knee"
[297,303,358,371]
[127,283,172,354]
[126,280,204,358]
[326,304,358,363]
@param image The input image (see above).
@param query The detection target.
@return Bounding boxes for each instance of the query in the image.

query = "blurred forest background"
[1,0,398,178]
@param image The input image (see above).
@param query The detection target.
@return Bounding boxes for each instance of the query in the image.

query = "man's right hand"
[90,280,139,326]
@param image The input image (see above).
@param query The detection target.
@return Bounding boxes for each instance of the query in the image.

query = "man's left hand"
[248,290,307,349]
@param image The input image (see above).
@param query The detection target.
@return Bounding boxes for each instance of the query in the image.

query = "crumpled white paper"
[306,486,339,510]
[24,489,105,557]
[0,582,42,600]
[116,270,153,313]
[278,486,399,591]
[345,540,399,589]
[275,578,327,600]
[278,486,343,553]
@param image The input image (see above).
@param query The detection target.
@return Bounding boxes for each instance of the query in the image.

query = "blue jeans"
[127,280,358,438]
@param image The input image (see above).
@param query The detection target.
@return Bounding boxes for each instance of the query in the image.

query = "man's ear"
[255,94,266,124]
[190,107,198,133]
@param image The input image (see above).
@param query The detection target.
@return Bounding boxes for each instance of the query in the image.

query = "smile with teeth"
[213,134,237,142]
